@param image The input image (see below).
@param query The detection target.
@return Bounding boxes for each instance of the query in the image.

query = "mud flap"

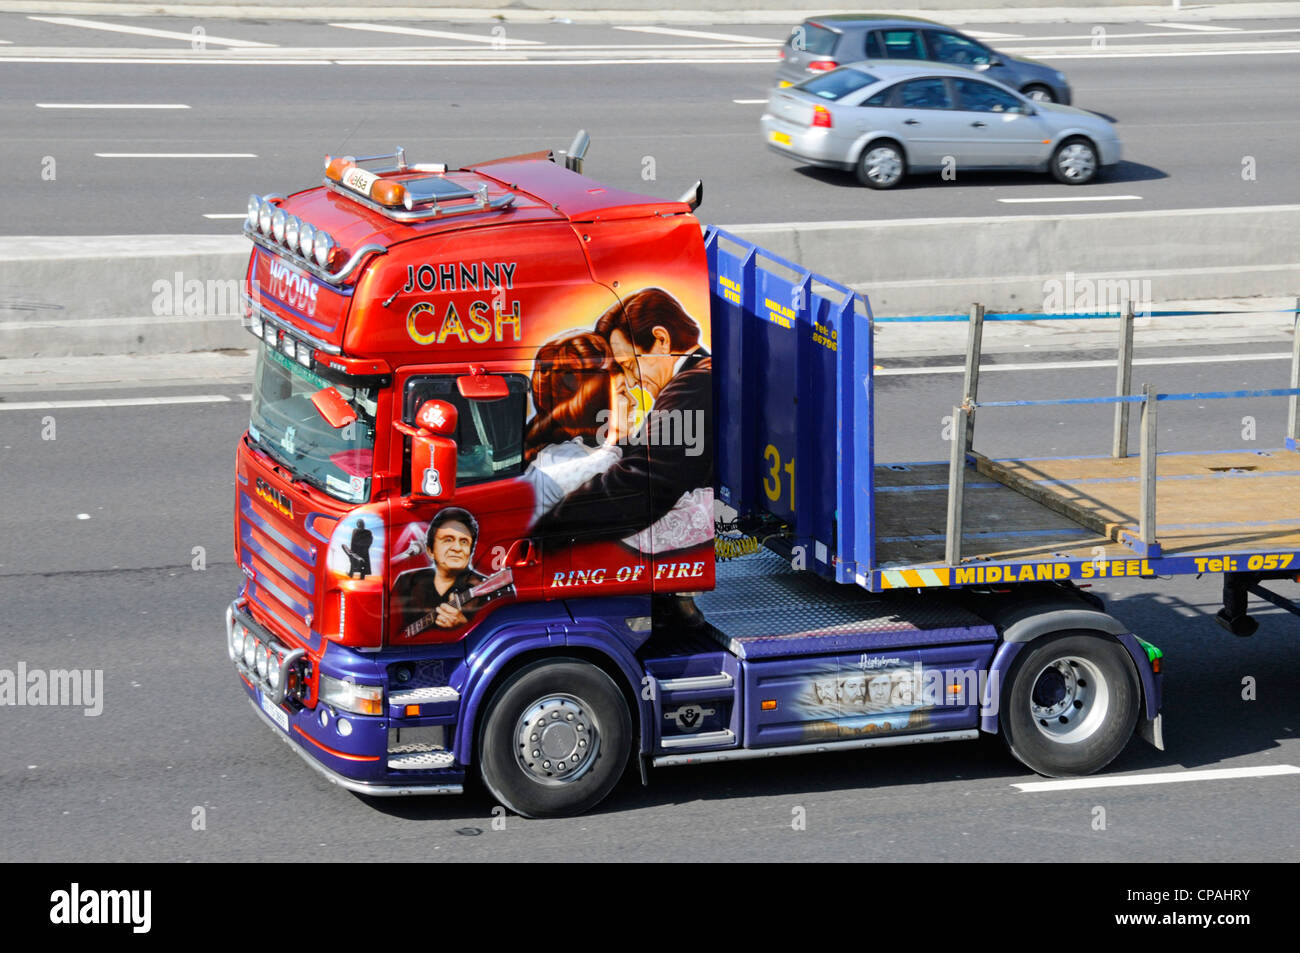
[1138,713,1164,751]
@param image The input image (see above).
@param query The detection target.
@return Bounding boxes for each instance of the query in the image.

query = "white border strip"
[1014,764,1300,793]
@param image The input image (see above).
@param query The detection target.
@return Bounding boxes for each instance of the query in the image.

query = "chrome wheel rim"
[1028,88,1053,102]
[1057,143,1096,180]
[863,147,902,185]
[514,694,600,785]
[1029,656,1109,744]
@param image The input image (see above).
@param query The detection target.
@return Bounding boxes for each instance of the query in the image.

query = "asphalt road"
[2,11,1300,232]
[2,341,1296,861]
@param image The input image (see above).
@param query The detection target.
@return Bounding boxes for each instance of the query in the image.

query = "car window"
[862,87,892,107]
[880,29,925,59]
[788,22,838,56]
[865,31,883,59]
[954,78,1022,113]
[799,67,880,101]
[926,31,991,67]
[897,78,952,109]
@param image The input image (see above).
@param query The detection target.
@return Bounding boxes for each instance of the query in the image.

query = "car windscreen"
[788,23,838,56]
[798,67,880,101]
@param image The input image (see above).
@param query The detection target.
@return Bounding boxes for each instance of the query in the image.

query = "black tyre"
[1022,84,1057,103]
[1000,632,1140,777]
[478,659,632,818]
[856,140,906,189]
[1050,136,1099,185]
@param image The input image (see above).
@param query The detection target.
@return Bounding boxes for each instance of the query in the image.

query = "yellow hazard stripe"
[880,568,950,589]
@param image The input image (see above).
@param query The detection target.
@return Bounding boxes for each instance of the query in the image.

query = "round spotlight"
[313,232,334,270]
[243,636,258,669]
[258,200,274,235]
[298,222,315,259]
[284,215,300,251]
[246,195,261,229]
[336,718,352,737]
[271,209,287,244]
[318,709,330,728]
[255,647,269,679]
[266,651,282,689]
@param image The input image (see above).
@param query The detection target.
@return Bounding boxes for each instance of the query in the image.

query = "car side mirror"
[1019,103,1037,116]
[988,56,1003,67]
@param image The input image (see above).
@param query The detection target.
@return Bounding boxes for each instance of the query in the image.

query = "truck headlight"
[258,200,274,235]
[318,674,383,716]
[243,636,258,669]
[298,223,316,259]
[313,231,334,269]
[284,215,300,251]
[246,194,261,230]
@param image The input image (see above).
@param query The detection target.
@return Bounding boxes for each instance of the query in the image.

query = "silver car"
[760,62,1121,189]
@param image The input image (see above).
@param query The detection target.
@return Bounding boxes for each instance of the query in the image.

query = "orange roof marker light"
[325,153,413,210]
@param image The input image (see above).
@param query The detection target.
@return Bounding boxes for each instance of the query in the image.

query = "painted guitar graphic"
[401,568,516,638]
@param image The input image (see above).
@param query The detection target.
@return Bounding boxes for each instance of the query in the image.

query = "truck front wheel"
[478,659,632,818]
[1000,633,1139,777]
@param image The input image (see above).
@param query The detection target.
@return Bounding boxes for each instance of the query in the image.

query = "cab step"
[387,743,456,770]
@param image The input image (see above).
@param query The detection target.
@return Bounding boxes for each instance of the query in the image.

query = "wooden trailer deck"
[875,448,1300,573]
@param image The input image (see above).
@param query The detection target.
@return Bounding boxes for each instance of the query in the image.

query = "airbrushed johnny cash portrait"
[392,507,519,637]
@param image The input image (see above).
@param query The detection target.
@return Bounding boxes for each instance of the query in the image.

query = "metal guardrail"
[943,299,1300,565]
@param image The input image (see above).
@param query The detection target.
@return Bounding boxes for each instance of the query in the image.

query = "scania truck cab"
[229,137,1168,817]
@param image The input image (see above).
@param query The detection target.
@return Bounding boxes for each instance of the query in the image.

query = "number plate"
[770,131,792,146]
[778,81,793,88]
[341,166,378,196]
[260,690,289,733]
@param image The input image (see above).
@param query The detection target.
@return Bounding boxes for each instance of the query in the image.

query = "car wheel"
[1050,137,1099,185]
[856,141,905,189]
[1023,84,1056,103]
[1000,632,1140,777]
[478,658,632,818]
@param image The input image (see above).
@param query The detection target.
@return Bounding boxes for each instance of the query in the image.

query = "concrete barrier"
[0,235,249,357]
[727,204,1300,317]
[2,204,1296,357]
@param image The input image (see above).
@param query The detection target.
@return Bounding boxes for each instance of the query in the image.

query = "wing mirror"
[311,387,357,429]
[397,399,459,500]
[457,372,509,400]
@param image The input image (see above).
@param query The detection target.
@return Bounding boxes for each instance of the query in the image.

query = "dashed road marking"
[327,22,543,45]
[28,15,275,48]
[614,25,775,44]
[1014,764,1300,793]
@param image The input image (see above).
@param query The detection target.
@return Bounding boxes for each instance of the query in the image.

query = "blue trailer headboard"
[705,226,876,586]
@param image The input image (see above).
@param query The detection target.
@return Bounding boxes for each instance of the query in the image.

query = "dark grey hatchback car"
[776,14,1072,104]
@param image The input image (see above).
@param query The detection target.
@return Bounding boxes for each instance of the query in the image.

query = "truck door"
[388,365,539,643]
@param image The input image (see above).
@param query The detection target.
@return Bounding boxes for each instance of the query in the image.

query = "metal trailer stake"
[946,404,970,566]
[962,303,984,448]
[1287,298,1299,448]
[1139,383,1158,546]
[1113,303,1135,458]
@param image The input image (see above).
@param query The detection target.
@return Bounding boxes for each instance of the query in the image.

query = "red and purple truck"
[228,133,1300,817]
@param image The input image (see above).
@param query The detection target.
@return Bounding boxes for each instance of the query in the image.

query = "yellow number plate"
[770,131,792,146]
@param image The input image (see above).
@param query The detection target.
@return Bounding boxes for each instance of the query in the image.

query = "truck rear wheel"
[478,659,632,818]
[1000,633,1139,777]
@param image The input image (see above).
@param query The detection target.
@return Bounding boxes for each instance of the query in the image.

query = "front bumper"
[228,601,466,794]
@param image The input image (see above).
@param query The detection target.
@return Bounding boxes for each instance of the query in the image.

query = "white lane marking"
[38,103,189,109]
[0,395,235,411]
[875,352,1293,377]
[96,153,256,158]
[964,30,1023,40]
[328,22,543,45]
[996,27,1300,42]
[733,98,768,104]
[203,213,249,219]
[1146,21,1242,32]
[998,195,1143,204]
[1048,48,1300,60]
[0,40,13,45]
[614,25,775,44]
[1014,764,1300,793]
[0,54,781,66]
[27,15,275,48]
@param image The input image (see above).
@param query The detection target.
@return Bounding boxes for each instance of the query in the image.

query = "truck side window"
[403,374,529,487]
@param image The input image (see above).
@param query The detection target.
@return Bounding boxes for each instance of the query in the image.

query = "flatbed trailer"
[707,227,1300,632]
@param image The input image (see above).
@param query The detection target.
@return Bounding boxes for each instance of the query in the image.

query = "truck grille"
[238,489,318,642]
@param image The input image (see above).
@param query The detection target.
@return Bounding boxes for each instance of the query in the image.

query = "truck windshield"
[247,341,378,503]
